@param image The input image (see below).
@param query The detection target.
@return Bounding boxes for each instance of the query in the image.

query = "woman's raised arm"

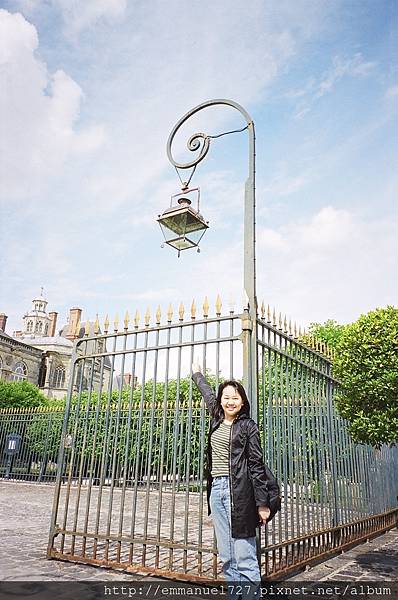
[192,361,218,416]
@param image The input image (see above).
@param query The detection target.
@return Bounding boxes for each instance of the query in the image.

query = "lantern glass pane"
[184,212,207,234]
[159,212,188,236]
[185,229,206,245]
[167,237,196,250]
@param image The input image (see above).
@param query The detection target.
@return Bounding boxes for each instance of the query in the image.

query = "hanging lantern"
[157,186,209,256]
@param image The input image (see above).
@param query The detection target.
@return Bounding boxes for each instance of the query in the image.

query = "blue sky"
[1,0,397,335]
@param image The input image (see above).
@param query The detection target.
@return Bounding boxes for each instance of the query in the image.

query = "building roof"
[18,335,73,349]
[0,331,43,356]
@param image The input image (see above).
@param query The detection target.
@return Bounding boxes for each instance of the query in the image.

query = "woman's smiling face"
[221,385,244,421]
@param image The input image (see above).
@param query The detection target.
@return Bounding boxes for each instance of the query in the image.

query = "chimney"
[65,308,82,340]
[0,314,8,332]
[48,311,58,337]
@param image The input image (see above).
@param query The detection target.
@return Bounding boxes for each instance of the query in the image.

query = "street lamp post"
[165,99,258,421]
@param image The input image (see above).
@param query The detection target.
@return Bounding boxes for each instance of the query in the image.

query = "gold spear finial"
[260,301,265,320]
[288,318,292,336]
[144,308,150,327]
[272,308,277,327]
[85,320,90,337]
[294,322,297,338]
[203,296,209,318]
[134,310,140,328]
[167,304,173,322]
[216,294,222,316]
[191,299,196,320]
[124,311,130,331]
[94,314,100,335]
[114,314,119,332]
[179,302,185,321]
[104,314,109,334]
[155,305,161,325]
[283,315,288,333]
[278,313,282,330]
[267,304,271,323]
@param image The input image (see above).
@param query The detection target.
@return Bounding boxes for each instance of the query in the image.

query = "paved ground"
[289,528,398,582]
[0,480,397,586]
[0,481,148,581]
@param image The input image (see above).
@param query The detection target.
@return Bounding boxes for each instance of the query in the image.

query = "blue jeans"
[210,476,261,589]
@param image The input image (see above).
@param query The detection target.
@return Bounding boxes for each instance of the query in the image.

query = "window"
[38,359,47,388]
[27,320,33,333]
[12,361,27,381]
[35,321,43,333]
[51,365,66,389]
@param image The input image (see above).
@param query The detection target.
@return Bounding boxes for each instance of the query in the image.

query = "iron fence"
[2,300,397,580]
[0,406,64,481]
[256,313,398,577]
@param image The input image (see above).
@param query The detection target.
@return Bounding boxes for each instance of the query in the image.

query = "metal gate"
[47,299,398,581]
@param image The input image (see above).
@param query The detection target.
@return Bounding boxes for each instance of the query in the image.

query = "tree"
[0,380,48,409]
[307,319,347,350]
[333,306,398,447]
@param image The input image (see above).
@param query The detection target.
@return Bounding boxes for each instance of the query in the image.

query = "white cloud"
[8,0,127,35]
[0,9,104,201]
[255,207,397,325]
[290,53,377,118]
[315,54,376,99]
[293,206,354,247]
[172,205,398,330]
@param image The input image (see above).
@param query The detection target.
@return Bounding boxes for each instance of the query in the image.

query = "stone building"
[1,295,111,400]
[0,314,42,384]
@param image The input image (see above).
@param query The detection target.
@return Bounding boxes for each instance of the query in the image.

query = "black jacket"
[193,372,281,539]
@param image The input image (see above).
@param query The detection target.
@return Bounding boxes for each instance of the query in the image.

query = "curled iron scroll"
[166,98,253,171]
[167,131,210,170]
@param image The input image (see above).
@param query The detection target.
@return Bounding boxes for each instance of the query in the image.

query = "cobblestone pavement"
[289,528,398,582]
[0,480,397,583]
[0,481,153,581]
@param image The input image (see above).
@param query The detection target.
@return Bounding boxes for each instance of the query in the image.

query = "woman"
[192,361,281,585]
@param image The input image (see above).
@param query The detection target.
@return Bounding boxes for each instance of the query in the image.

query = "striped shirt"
[211,421,232,477]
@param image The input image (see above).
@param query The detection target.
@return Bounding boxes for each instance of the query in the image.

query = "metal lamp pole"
[166,99,258,420]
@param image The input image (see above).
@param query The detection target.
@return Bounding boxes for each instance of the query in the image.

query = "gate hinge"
[241,315,253,331]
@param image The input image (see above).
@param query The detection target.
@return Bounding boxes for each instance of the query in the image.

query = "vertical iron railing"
[0,406,64,481]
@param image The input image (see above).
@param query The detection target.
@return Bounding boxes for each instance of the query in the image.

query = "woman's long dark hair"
[213,380,250,421]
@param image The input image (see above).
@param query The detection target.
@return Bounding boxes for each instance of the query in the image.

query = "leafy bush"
[333,306,398,447]
[0,380,48,409]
